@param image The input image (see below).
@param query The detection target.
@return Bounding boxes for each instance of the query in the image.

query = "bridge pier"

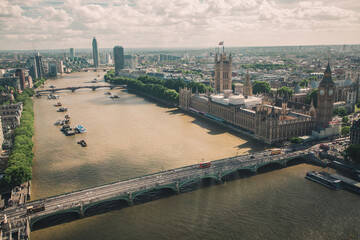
[217,170,222,183]
[79,204,84,218]
[175,181,180,194]
[128,192,133,206]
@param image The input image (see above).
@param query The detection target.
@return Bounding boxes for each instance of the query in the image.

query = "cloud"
[0,0,359,50]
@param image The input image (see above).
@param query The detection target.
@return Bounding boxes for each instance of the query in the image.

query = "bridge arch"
[221,167,256,180]
[83,197,129,217]
[257,161,285,173]
[30,208,81,231]
[178,175,219,190]
[285,156,306,166]
[131,185,176,203]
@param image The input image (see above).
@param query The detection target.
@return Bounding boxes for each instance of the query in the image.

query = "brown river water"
[31,72,360,240]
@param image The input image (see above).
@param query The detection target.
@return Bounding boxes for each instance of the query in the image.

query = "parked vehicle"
[27,204,45,214]
[199,162,211,168]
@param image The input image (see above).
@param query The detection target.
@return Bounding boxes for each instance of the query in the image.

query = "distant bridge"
[81,67,114,72]
[0,149,323,239]
[36,85,125,94]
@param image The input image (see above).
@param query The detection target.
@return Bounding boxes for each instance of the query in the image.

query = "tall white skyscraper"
[92,37,100,68]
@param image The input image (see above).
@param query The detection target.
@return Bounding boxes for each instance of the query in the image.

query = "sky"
[0,0,360,50]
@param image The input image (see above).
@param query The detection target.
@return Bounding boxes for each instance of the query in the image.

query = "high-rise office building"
[27,57,37,80]
[35,52,44,79]
[92,37,100,68]
[57,61,64,74]
[113,46,124,76]
[15,69,26,90]
[124,55,138,69]
[70,48,75,58]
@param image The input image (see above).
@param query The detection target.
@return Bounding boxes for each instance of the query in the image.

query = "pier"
[0,149,321,239]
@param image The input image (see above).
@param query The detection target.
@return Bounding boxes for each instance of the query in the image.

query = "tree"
[305,89,318,108]
[345,145,360,164]
[334,107,347,117]
[4,163,32,187]
[342,116,349,123]
[277,86,293,99]
[290,137,303,144]
[341,126,350,135]
[252,81,271,95]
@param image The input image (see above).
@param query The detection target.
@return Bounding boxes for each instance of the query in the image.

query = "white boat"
[54,120,62,126]
[75,125,87,133]
[110,95,119,99]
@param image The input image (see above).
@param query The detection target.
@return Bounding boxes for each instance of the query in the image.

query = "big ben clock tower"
[316,62,335,126]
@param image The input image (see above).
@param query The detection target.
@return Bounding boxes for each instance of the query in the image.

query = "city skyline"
[1,0,360,50]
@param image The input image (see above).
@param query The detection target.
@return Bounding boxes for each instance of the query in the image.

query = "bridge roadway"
[35,85,124,94]
[1,148,316,237]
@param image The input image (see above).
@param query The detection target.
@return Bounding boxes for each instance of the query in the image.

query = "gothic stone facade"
[214,53,232,93]
[179,87,314,144]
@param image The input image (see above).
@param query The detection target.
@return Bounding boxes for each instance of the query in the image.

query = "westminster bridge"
[35,85,125,94]
[0,148,323,239]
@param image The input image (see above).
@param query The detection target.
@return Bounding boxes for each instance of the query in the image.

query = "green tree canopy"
[345,145,360,164]
[277,86,294,99]
[305,89,318,108]
[4,163,32,187]
[334,107,347,117]
[290,137,303,144]
[341,126,350,135]
[252,81,271,95]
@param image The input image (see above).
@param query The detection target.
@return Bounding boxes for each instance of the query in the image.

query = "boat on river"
[54,120,62,126]
[104,92,111,95]
[54,102,62,107]
[77,140,87,147]
[75,125,86,133]
[110,95,119,99]
[305,171,342,190]
[48,94,60,100]
[57,107,68,112]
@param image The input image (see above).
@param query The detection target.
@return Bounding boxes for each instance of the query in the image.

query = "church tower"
[214,52,232,93]
[316,62,335,126]
[243,70,252,97]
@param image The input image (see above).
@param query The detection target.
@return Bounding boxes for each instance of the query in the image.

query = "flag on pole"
[218,41,224,45]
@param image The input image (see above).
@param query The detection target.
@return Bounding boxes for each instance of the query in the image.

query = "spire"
[320,60,334,84]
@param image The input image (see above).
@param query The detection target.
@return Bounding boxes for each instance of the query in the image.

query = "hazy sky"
[1,0,360,50]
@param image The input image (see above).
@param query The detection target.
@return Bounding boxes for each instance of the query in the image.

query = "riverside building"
[179,55,340,144]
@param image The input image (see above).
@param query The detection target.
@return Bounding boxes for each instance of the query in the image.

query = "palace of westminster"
[179,51,358,144]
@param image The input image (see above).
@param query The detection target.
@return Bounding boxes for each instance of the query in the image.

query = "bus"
[271,149,282,155]
[199,162,211,169]
[27,204,45,214]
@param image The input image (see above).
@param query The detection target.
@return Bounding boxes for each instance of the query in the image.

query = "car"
[250,156,255,159]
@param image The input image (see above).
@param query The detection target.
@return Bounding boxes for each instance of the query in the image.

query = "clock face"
[329,90,333,96]
[320,89,325,96]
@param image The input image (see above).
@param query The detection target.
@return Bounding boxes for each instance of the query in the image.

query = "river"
[31,72,360,240]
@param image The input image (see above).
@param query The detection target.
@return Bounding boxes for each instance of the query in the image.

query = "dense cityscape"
[0,0,360,239]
